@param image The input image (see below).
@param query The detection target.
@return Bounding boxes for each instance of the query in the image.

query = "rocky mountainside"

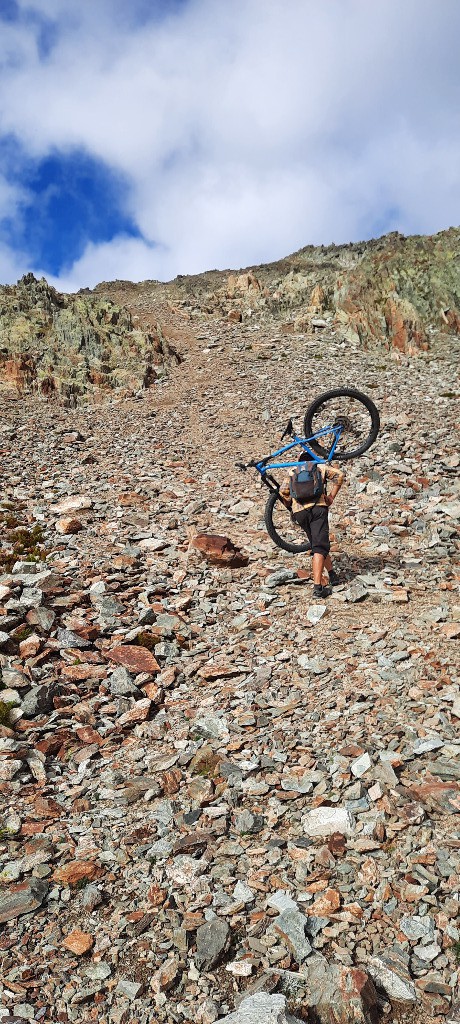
[0,227,460,406]
[0,230,459,1024]
[0,274,182,404]
[95,225,460,354]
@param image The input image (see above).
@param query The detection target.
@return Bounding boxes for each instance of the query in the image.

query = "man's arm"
[279,473,292,506]
[324,465,344,506]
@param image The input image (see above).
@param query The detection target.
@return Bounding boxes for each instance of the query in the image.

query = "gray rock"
[218,992,301,1024]
[350,752,372,777]
[273,909,312,963]
[234,810,264,834]
[79,884,103,911]
[85,962,112,981]
[195,918,230,969]
[302,806,354,836]
[194,713,229,740]
[21,683,56,717]
[368,948,417,1002]
[109,666,140,696]
[400,915,435,941]
[264,570,299,589]
[115,979,143,999]
[301,954,380,1021]
[233,881,255,904]
[0,878,48,923]
[267,891,298,914]
[297,655,328,674]
[12,561,40,574]
[56,627,90,649]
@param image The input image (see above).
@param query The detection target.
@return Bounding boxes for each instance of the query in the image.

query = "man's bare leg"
[312,553,325,584]
[312,554,334,583]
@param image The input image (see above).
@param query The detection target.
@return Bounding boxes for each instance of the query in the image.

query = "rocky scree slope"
[0,249,459,1024]
[93,226,460,357]
[1,227,460,410]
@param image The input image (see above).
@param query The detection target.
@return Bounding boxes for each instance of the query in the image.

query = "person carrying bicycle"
[279,461,344,598]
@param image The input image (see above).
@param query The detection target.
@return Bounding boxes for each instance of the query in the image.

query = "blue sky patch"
[1,144,142,276]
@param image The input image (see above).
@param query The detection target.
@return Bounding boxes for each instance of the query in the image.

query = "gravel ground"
[0,300,459,1024]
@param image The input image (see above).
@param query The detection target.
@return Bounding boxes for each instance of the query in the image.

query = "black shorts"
[293,505,330,557]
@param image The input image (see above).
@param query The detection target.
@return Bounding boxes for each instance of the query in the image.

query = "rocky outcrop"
[0,273,182,403]
[154,226,460,354]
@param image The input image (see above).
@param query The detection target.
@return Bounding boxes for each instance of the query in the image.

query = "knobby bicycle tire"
[303,387,380,461]
[264,491,311,554]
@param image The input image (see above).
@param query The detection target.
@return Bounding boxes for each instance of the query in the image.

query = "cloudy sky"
[0,0,459,291]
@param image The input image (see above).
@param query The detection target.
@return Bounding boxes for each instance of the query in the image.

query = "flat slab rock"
[218,993,301,1024]
[302,806,355,836]
[107,644,160,674]
[0,878,48,923]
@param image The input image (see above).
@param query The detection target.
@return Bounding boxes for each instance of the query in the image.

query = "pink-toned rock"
[309,888,341,917]
[440,622,460,639]
[108,645,160,674]
[197,663,242,681]
[191,533,248,567]
[62,929,94,955]
[117,697,152,726]
[142,681,164,702]
[55,517,83,535]
[53,495,93,514]
[19,633,42,658]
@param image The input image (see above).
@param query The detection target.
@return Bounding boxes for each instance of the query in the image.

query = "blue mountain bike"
[237,387,380,553]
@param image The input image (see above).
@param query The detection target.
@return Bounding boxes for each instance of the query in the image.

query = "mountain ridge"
[1,226,459,401]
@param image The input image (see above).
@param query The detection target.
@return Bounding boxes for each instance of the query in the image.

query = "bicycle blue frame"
[254,423,343,478]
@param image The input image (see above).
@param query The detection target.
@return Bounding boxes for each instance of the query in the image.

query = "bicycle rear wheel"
[303,388,380,461]
[264,492,311,554]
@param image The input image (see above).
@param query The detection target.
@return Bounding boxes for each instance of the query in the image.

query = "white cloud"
[0,0,459,287]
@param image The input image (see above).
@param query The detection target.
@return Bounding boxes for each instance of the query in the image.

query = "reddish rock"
[108,645,160,674]
[76,725,103,745]
[309,888,341,917]
[190,532,248,567]
[54,495,93,514]
[162,768,182,795]
[440,622,460,639]
[197,663,241,681]
[327,832,347,856]
[306,958,380,1023]
[36,730,73,757]
[56,517,83,535]
[61,664,106,682]
[18,633,42,658]
[405,780,460,814]
[33,796,62,820]
[62,929,94,955]
[53,860,99,886]
[117,698,152,726]
[148,884,167,907]
[142,681,164,702]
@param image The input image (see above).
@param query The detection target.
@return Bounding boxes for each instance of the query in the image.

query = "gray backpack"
[289,462,324,504]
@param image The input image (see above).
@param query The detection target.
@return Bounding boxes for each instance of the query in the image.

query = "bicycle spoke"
[308,396,373,456]
[270,501,308,547]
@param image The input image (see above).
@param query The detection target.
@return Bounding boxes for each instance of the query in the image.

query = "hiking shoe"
[328,570,341,586]
[313,584,332,598]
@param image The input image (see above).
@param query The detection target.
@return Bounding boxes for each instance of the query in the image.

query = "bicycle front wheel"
[303,388,380,461]
[264,492,312,554]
